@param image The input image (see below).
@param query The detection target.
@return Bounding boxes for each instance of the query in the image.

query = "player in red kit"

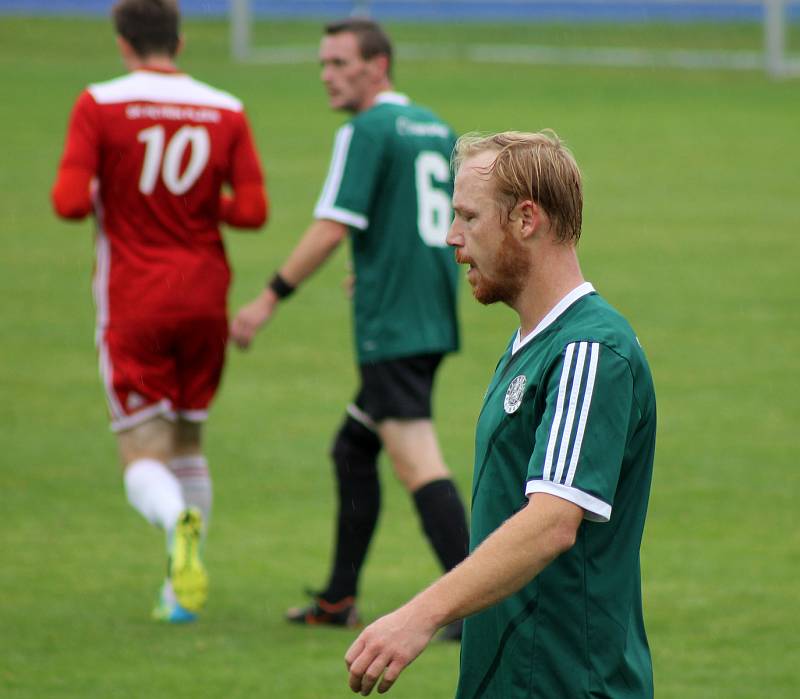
[51,0,268,623]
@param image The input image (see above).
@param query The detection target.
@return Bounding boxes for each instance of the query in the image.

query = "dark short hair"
[112,0,180,58]
[324,18,393,77]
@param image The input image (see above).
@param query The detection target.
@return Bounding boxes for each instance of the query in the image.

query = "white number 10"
[415,151,452,248]
[137,125,210,195]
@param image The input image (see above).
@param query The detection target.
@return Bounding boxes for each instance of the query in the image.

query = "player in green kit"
[231,19,468,636]
[345,130,656,698]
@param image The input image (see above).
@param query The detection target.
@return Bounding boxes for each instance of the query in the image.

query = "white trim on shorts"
[110,399,176,433]
[346,403,378,433]
[177,409,209,423]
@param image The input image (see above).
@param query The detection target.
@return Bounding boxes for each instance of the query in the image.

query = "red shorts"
[97,315,228,432]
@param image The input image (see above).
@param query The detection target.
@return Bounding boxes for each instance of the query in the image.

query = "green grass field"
[1,16,798,699]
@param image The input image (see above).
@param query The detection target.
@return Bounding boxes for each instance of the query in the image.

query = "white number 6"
[415,151,452,248]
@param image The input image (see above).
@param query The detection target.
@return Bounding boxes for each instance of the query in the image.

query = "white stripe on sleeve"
[314,124,369,231]
[316,124,353,210]
[313,124,368,229]
[542,342,575,481]
[553,341,588,484]
[564,342,600,487]
[543,341,602,486]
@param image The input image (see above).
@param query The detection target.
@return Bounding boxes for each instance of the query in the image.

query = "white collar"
[373,91,410,106]
[511,282,595,355]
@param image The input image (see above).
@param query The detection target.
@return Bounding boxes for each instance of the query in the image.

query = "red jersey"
[55,68,265,326]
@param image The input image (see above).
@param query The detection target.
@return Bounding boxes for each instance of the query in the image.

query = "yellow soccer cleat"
[152,579,197,623]
[168,507,208,613]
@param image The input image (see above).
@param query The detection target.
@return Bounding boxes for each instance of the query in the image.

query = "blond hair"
[453,130,583,243]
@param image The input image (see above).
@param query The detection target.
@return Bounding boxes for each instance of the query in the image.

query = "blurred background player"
[51,0,268,623]
[231,18,468,638]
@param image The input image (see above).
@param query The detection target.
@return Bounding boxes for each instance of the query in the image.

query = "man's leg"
[379,419,469,574]
[151,314,224,620]
[286,408,380,628]
[118,416,184,535]
[324,411,382,601]
[168,419,212,533]
[117,416,207,621]
[360,353,469,573]
[380,418,469,641]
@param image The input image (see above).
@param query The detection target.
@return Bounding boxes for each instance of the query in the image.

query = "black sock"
[412,478,469,572]
[322,417,382,603]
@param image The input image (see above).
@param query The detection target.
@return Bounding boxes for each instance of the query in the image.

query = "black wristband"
[268,272,296,300]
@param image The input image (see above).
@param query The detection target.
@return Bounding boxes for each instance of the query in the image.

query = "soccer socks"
[123,458,185,533]
[125,458,209,622]
[322,416,382,603]
[321,423,470,601]
[412,478,470,572]
[169,455,212,533]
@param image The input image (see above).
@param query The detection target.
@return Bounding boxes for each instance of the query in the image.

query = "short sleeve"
[58,90,101,173]
[228,110,264,187]
[313,123,381,230]
[525,341,634,522]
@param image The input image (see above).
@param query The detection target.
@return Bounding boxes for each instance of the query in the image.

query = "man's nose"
[446,220,462,247]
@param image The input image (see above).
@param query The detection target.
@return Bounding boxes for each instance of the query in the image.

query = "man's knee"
[379,419,450,491]
[331,416,381,481]
[117,417,175,466]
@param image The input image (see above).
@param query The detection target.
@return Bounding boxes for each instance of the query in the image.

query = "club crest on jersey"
[504,375,527,414]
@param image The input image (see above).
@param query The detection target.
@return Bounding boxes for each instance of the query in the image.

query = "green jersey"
[457,283,656,699]
[314,92,459,363]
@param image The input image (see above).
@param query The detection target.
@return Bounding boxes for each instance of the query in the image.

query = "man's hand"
[345,606,437,695]
[230,289,278,349]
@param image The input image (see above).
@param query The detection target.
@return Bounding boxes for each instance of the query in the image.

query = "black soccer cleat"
[285,592,361,628]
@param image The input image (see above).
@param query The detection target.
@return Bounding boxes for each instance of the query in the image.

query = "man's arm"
[221,110,269,230]
[230,218,348,348]
[219,182,268,229]
[52,166,94,220]
[52,91,99,221]
[345,492,583,695]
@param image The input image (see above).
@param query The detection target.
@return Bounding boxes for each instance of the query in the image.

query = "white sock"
[124,458,185,534]
[169,455,212,532]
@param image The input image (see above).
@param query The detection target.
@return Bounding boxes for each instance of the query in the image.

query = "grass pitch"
[1,17,798,699]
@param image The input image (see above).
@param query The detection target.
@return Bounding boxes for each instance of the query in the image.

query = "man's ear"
[517,199,545,240]
[175,35,184,57]
[367,53,390,81]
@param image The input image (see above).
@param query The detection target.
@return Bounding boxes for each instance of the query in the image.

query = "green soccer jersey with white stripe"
[457,283,656,699]
[314,92,459,363]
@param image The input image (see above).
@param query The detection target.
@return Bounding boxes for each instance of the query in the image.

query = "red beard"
[457,231,529,306]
